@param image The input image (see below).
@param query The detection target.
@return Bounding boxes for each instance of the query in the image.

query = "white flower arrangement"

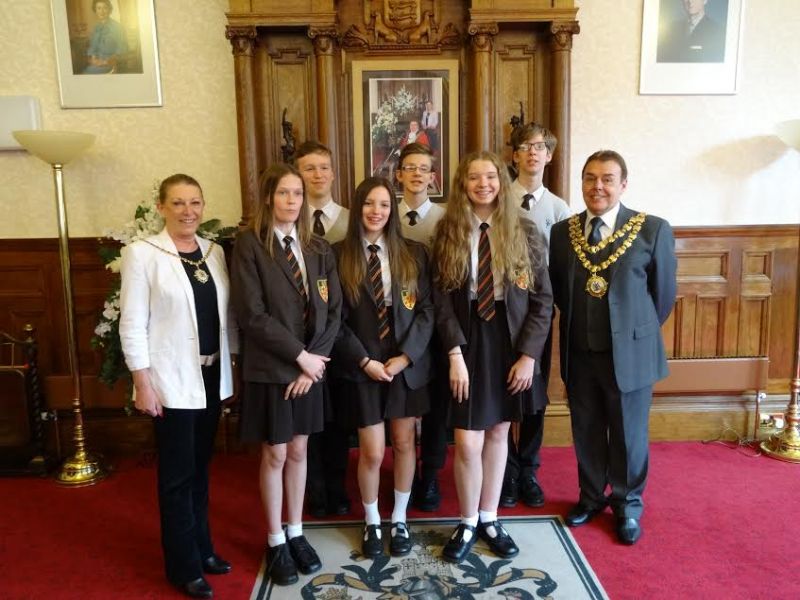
[370,86,421,141]
[91,183,235,411]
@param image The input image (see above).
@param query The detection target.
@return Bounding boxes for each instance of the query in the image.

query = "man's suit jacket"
[331,241,434,389]
[230,229,342,384]
[119,229,238,408]
[549,204,677,393]
[434,220,553,370]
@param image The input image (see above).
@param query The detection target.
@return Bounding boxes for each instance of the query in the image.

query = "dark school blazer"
[230,229,342,384]
[330,240,434,390]
[434,220,554,370]
[548,204,677,393]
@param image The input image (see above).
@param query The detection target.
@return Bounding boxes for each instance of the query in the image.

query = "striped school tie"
[283,236,309,323]
[367,244,390,340]
[476,223,496,321]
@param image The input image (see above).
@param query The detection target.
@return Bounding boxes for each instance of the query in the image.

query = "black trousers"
[418,346,449,480]
[567,351,652,519]
[153,362,221,585]
[306,381,350,502]
[504,325,553,480]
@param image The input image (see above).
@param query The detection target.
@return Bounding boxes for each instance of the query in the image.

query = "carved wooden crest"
[343,0,460,49]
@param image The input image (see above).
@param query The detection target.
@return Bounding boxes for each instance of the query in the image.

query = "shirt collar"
[313,197,341,221]
[511,179,545,204]
[586,202,621,232]
[399,198,432,220]
[274,225,299,245]
[471,210,494,229]
[362,235,386,254]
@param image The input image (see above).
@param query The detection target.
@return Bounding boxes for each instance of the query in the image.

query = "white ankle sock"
[363,499,381,526]
[391,489,411,524]
[286,523,302,539]
[267,531,286,547]
[459,514,479,542]
[479,510,499,537]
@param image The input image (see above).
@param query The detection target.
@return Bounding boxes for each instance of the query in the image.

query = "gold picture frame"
[352,59,459,199]
[50,0,163,108]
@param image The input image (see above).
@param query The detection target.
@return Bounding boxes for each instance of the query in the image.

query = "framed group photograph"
[351,59,459,199]
[50,0,162,108]
[639,0,745,94]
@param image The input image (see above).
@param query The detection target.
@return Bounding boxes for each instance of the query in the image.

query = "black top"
[178,247,220,355]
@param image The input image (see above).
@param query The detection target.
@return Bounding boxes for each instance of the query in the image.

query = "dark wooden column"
[225,26,259,225]
[467,23,498,152]
[549,21,580,201]
[308,27,340,165]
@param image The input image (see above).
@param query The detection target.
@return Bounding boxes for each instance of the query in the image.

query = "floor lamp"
[13,130,109,485]
[761,119,800,463]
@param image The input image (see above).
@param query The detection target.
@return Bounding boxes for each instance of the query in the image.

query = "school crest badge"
[317,279,329,303]
[515,270,530,290]
[401,289,416,310]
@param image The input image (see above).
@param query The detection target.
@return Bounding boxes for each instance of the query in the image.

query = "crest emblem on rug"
[317,279,329,303]
[401,289,416,310]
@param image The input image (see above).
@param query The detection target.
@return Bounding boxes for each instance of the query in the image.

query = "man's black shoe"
[174,577,213,599]
[306,490,328,518]
[411,477,440,512]
[519,475,545,508]
[389,522,413,557]
[288,535,322,574]
[202,554,231,575]
[442,523,477,563]
[565,503,606,527]
[477,520,519,558]
[362,524,384,558]
[266,543,298,586]
[499,477,519,508]
[616,517,642,545]
[327,493,351,516]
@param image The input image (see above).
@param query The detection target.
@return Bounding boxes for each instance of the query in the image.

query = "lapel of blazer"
[154,229,197,319]
[607,204,634,283]
[273,234,304,299]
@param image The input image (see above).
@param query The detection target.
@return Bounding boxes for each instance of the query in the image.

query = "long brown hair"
[433,151,533,292]
[338,177,419,305]
[248,163,317,257]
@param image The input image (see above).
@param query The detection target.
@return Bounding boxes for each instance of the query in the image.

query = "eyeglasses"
[400,165,432,173]
[517,142,548,152]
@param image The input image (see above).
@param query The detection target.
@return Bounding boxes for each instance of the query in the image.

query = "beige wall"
[1,1,798,239]
[0,0,241,238]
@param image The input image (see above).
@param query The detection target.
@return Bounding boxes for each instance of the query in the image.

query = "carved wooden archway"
[226,0,579,221]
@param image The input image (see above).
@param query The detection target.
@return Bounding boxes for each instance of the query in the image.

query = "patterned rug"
[250,515,608,599]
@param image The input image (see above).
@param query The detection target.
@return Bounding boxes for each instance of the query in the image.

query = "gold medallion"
[585,274,608,298]
[193,268,209,284]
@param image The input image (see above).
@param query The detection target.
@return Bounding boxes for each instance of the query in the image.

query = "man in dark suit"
[549,150,677,545]
[657,0,726,63]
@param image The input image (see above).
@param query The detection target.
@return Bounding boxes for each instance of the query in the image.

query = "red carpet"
[1,442,798,599]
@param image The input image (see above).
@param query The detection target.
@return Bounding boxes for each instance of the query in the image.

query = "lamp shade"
[12,130,95,165]
[775,120,800,152]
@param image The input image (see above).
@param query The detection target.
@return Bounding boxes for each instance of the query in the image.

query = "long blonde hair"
[433,151,533,291]
[249,163,319,257]
[338,177,419,305]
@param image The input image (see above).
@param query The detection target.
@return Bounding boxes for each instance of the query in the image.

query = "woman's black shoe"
[266,543,298,586]
[389,522,413,556]
[288,535,322,574]
[442,523,477,563]
[477,520,519,558]
[202,554,232,575]
[362,524,384,558]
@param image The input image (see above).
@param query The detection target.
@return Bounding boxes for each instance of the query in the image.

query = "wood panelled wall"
[0,225,796,454]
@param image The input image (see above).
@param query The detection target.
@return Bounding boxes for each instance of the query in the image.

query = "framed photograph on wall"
[639,0,745,94]
[351,59,459,199]
[50,0,162,108]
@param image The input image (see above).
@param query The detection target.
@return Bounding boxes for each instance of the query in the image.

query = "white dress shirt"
[274,226,308,294]
[584,202,622,243]
[310,197,342,232]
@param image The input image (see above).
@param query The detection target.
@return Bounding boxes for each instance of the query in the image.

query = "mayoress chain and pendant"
[568,212,647,298]
[144,239,215,284]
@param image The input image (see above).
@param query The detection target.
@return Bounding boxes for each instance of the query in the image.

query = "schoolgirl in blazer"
[431,151,553,565]
[230,163,341,587]
[331,177,434,559]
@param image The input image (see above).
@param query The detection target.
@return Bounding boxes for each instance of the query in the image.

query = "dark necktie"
[312,209,325,237]
[588,216,604,246]
[406,210,418,226]
[476,223,496,321]
[521,193,534,211]
[367,244,390,340]
[284,236,309,323]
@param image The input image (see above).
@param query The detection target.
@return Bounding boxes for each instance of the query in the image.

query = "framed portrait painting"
[50,0,162,108]
[351,59,459,199]
[639,0,745,94]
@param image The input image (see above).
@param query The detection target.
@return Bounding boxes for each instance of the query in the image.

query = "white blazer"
[119,229,238,409]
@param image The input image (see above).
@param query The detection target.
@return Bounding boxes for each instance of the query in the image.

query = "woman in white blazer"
[119,174,238,599]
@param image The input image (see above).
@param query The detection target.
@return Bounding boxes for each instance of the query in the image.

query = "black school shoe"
[362,524,384,558]
[389,522,413,556]
[477,520,519,558]
[288,535,322,574]
[411,477,441,512]
[441,523,477,563]
[266,543,298,586]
